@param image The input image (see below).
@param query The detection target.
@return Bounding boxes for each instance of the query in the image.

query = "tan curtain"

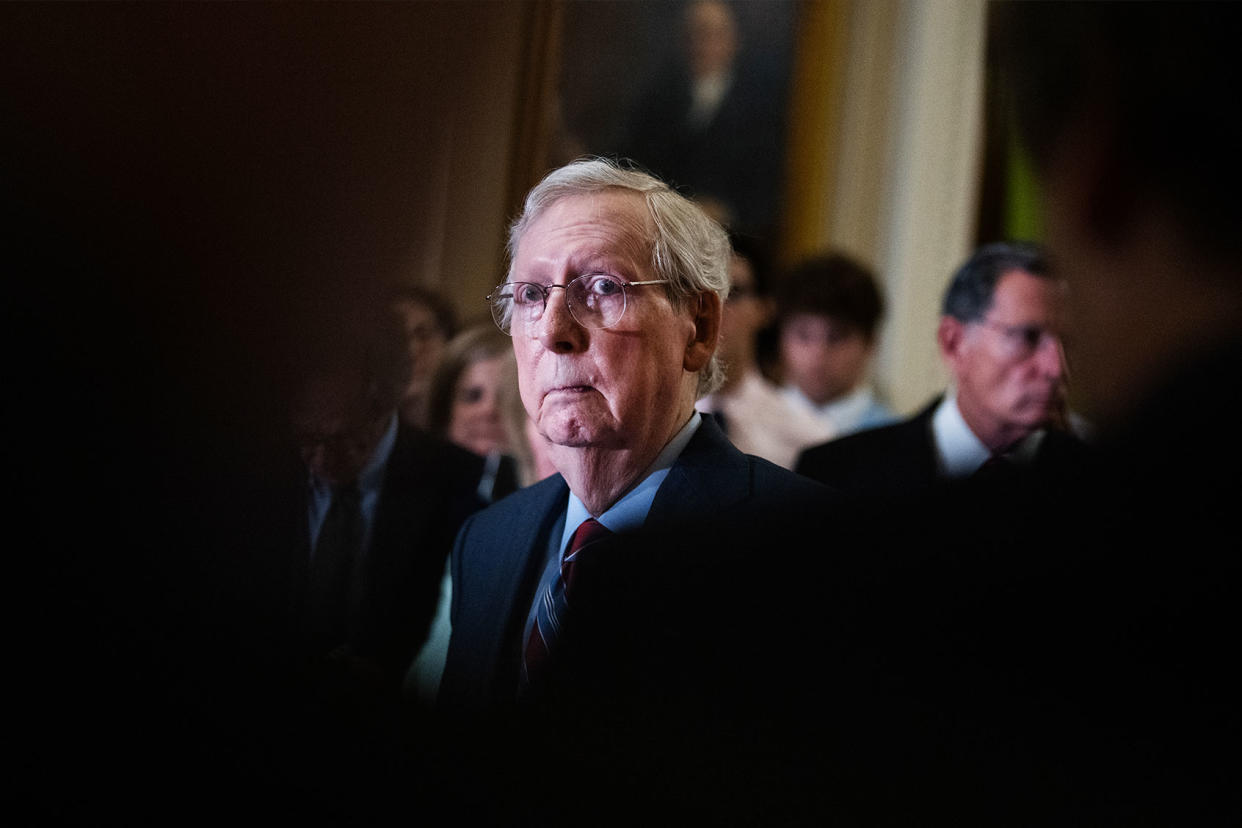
[780,0,987,414]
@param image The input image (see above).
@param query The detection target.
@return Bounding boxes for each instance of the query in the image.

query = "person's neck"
[719,353,755,395]
[549,406,694,517]
[804,382,860,408]
[955,395,1032,455]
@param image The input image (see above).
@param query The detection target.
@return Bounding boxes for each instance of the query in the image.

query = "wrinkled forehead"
[514,190,654,274]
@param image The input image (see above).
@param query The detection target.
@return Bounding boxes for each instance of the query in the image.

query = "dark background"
[2,4,466,818]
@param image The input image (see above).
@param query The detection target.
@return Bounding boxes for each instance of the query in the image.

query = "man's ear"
[937,315,965,371]
[684,291,722,373]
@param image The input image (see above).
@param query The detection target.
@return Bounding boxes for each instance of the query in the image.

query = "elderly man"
[795,241,1089,494]
[435,158,831,818]
[958,4,1242,818]
[441,157,828,697]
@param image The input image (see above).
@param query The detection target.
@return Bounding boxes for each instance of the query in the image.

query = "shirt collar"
[358,412,398,495]
[562,411,702,554]
[932,392,1044,478]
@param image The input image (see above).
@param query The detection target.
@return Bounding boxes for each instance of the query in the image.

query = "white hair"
[507,157,731,396]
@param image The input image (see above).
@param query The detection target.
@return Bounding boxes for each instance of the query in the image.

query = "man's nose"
[1037,333,1066,379]
[536,286,586,353]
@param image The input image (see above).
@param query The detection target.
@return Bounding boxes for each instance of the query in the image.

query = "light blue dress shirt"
[406,413,704,703]
[559,411,703,551]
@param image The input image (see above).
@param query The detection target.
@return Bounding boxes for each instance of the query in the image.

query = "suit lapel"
[904,398,943,487]
[646,416,750,528]
[473,474,568,697]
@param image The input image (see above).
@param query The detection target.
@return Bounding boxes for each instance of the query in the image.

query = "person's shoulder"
[396,424,483,475]
[857,397,900,432]
[747,450,836,500]
[793,400,940,492]
[662,417,837,518]
[733,374,836,447]
[459,472,567,534]
[797,415,913,468]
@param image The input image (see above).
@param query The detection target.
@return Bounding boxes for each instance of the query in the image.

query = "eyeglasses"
[486,274,670,335]
[976,317,1062,358]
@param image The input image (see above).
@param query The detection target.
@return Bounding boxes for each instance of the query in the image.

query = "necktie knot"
[563,517,611,589]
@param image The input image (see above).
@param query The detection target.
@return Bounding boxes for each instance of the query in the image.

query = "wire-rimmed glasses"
[975,317,1062,359]
[486,274,670,335]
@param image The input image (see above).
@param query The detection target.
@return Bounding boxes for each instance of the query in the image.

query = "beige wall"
[411,2,531,331]
[783,0,988,415]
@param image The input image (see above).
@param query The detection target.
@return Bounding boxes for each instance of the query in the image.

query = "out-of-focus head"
[427,324,515,458]
[291,304,409,486]
[937,242,1067,452]
[776,252,883,406]
[389,284,456,421]
[994,2,1242,425]
[995,2,1242,251]
[718,231,773,372]
[684,0,739,79]
[495,157,727,467]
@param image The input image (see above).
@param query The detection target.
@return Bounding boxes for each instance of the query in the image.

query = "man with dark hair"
[694,231,835,468]
[389,284,458,429]
[796,241,1086,495]
[287,302,486,694]
[775,251,895,436]
[813,8,1242,820]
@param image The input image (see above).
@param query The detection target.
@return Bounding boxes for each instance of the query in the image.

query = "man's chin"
[538,402,614,447]
[1020,408,1060,431]
[541,420,621,451]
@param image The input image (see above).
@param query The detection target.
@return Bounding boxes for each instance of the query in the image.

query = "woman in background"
[426,323,521,504]
[406,324,550,704]
[390,284,457,430]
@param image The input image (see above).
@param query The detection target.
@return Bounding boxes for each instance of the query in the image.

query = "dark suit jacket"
[794,395,1092,497]
[440,415,830,705]
[291,424,486,686]
[433,416,836,821]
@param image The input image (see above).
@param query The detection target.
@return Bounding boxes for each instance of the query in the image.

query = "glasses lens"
[489,284,516,335]
[490,282,551,335]
[568,274,627,329]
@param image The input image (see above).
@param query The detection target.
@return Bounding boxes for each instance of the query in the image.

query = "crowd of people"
[276,4,1241,821]
[15,1,1240,824]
